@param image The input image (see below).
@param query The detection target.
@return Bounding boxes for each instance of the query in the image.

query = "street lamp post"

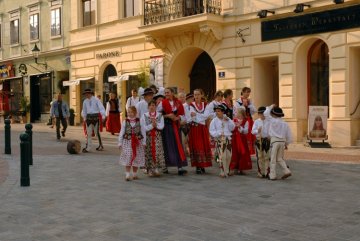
[31,43,48,70]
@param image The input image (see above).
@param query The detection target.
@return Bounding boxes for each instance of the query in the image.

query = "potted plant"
[20,96,31,123]
[69,108,75,126]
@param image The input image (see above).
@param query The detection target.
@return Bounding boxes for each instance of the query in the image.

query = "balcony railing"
[144,0,221,25]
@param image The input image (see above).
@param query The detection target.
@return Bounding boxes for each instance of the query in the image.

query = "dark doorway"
[103,65,117,106]
[308,40,329,107]
[30,73,52,122]
[189,52,216,101]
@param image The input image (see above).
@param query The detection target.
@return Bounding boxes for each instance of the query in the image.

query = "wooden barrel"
[67,140,81,154]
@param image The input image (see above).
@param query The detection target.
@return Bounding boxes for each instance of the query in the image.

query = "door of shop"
[30,75,41,122]
[189,52,216,101]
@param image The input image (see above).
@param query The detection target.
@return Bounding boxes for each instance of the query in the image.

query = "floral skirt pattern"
[145,130,166,170]
[119,139,145,167]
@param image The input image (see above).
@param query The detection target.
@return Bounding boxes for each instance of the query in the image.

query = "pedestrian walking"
[105,92,121,135]
[81,89,106,152]
[264,104,292,180]
[141,100,165,177]
[209,104,235,178]
[50,94,70,140]
[118,106,146,181]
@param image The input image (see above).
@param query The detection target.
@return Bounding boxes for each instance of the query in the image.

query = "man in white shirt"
[264,105,292,180]
[135,88,154,119]
[81,89,106,153]
[125,89,140,113]
[209,104,235,177]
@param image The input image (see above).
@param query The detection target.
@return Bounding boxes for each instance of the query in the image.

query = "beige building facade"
[0,0,71,123]
[69,0,360,146]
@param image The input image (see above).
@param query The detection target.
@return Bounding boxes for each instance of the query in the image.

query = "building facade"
[69,0,360,146]
[0,0,71,123]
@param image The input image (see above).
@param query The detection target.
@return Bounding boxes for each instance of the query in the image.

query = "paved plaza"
[0,123,360,241]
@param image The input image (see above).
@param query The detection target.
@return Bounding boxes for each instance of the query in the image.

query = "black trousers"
[56,117,68,138]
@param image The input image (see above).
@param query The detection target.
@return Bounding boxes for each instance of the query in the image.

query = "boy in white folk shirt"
[251,106,271,178]
[263,104,292,180]
[209,104,235,178]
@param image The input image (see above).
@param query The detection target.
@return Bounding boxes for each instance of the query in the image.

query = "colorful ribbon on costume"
[150,129,156,164]
[130,131,139,166]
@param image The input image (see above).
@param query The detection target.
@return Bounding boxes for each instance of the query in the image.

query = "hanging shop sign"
[0,63,15,79]
[261,4,360,41]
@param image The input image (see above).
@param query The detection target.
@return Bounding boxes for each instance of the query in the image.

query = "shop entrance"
[102,64,117,106]
[189,51,216,100]
[30,73,52,122]
[308,40,329,107]
[253,56,279,107]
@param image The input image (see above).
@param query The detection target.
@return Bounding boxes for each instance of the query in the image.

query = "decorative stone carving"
[145,35,167,49]
[199,24,223,41]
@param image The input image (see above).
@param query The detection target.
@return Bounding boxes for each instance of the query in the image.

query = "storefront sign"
[308,106,328,140]
[261,4,360,41]
[95,51,121,59]
[0,63,15,79]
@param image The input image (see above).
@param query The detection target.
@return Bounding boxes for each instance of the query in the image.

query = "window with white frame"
[82,0,96,26]
[29,13,39,40]
[10,19,19,44]
[51,8,61,36]
[125,0,140,17]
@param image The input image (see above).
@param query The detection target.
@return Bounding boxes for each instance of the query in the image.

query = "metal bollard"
[4,119,11,154]
[20,133,30,187]
[25,123,33,165]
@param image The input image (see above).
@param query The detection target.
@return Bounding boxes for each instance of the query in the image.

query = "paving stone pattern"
[0,124,360,241]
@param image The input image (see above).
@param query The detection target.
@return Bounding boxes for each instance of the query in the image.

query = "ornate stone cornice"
[145,35,167,49]
[199,24,223,41]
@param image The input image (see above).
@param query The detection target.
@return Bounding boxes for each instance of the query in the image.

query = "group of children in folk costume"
[117,85,292,181]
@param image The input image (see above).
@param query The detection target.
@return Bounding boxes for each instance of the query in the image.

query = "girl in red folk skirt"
[230,107,252,175]
[118,106,146,181]
[105,92,121,135]
[188,89,212,174]
[233,87,256,155]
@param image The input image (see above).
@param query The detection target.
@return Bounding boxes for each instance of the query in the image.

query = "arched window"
[308,40,329,107]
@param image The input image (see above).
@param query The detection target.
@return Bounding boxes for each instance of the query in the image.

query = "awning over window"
[108,72,140,83]
[63,77,94,86]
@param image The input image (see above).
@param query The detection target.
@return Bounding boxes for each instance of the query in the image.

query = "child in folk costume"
[233,87,256,155]
[251,106,271,178]
[140,100,165,177]
[209,104,235,178]
[118,106,146,181]
[263,105,292,180]
[181,93,194,157]
[188,89,213,174]
[205,90,224,123]
[230,107,252,175]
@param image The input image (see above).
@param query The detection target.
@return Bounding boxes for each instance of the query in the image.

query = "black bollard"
[25,123,33,165]
[20,133,30,187]
[4,119,11,154]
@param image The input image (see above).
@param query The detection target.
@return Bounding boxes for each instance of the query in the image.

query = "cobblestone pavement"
[0,123,360,241]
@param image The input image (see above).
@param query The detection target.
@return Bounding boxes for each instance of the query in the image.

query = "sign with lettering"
[96,51,121,59]
[261,5,360,41]
[218,71,225,78]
